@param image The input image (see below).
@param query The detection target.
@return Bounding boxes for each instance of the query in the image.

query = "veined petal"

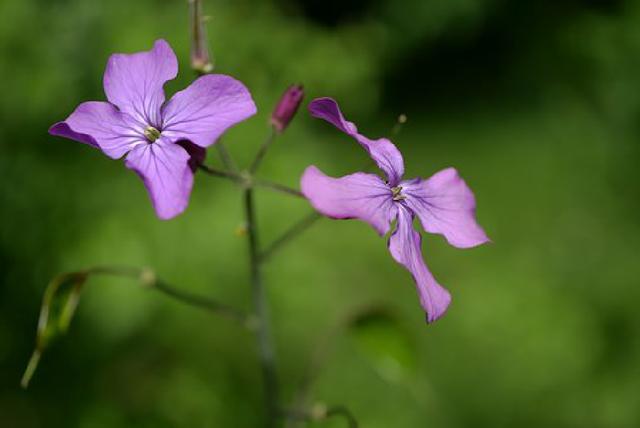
[161,74,257,148]
[402,168,490,249]
[124,138,193,220]
[49,101,144,159]
[388,205,451,323]
[301,166,396,236]
[309,97,405,186]
[49,122,99,148]
[103,39,177,127]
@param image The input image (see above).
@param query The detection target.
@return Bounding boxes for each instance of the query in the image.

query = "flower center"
[144,126,161,143]
[391,186,405,201]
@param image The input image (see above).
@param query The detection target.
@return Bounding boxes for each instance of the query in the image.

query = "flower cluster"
[50,40,489,323]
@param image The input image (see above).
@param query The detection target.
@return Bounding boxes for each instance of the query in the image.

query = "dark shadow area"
[275,0,380,27]
[381,0,625,113]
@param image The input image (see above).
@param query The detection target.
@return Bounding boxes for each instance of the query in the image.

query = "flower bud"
[271,84,304,133]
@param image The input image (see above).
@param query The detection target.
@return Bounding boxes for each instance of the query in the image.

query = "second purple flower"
[301,98,490,323]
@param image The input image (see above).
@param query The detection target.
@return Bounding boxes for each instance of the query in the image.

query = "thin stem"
[153,279,248,325]
[260,211,322,263]
[253,179,304,198]
[88,266,248,325]
[198,165,304,199]
[216,142,238,173]
[250,127,277,174]
[189,0,213,73]
[198,164,243,182]
[244,188,280,427]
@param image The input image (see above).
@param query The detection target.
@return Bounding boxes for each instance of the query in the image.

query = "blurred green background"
[2,0,640,426]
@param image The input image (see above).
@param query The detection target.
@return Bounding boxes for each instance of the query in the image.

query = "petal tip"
[425,292,452,324]
[308,96,337,112]
[155,206,186,221]
[47,120,100,149]
[48,121,65,136]
[153,38,171,48]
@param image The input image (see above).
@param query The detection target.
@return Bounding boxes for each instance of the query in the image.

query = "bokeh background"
[2,0,640,426]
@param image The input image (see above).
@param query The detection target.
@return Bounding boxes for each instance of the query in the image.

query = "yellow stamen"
[391,186,405,201]
[144,126,161,142]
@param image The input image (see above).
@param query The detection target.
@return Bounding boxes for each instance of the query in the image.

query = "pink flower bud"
[271,85,304,133]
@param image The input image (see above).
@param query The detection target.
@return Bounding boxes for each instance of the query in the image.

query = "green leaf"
[349,307,417,384]
[21,272,88,388]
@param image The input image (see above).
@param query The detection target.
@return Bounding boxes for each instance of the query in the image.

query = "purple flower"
[50,39,256,219]
[271,85,304,133]
[301,98,490,323]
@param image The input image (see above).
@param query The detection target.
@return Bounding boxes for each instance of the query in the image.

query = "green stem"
[198,164,242,182]
[252,178,304,198]
[260,211,321,263]
[88,266,248,325]
[244,187,280,427]
[215,142,238,172]
[198,165,304,198]
[250,127,277,174]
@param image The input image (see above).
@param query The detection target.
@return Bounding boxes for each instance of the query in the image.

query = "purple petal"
[124,138,193,220]
[161,74,257,148]
[300,166,396,236]
[49,101,144,159]
[103,39,178,127]
[402,168,490,249]
[49,122,99,148]
[308,97,405,186]
[388,205,451,323]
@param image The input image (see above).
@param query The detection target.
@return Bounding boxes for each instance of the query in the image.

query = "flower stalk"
[77,266,249,324]
[244,186,280,427]
[198,164,304,198]
[249,127,277,174]
[189,0,214,74]
[260,211,321,263]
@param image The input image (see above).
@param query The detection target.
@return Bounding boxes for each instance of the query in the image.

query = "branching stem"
[87,266,249,325]
[198,165,303,198]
